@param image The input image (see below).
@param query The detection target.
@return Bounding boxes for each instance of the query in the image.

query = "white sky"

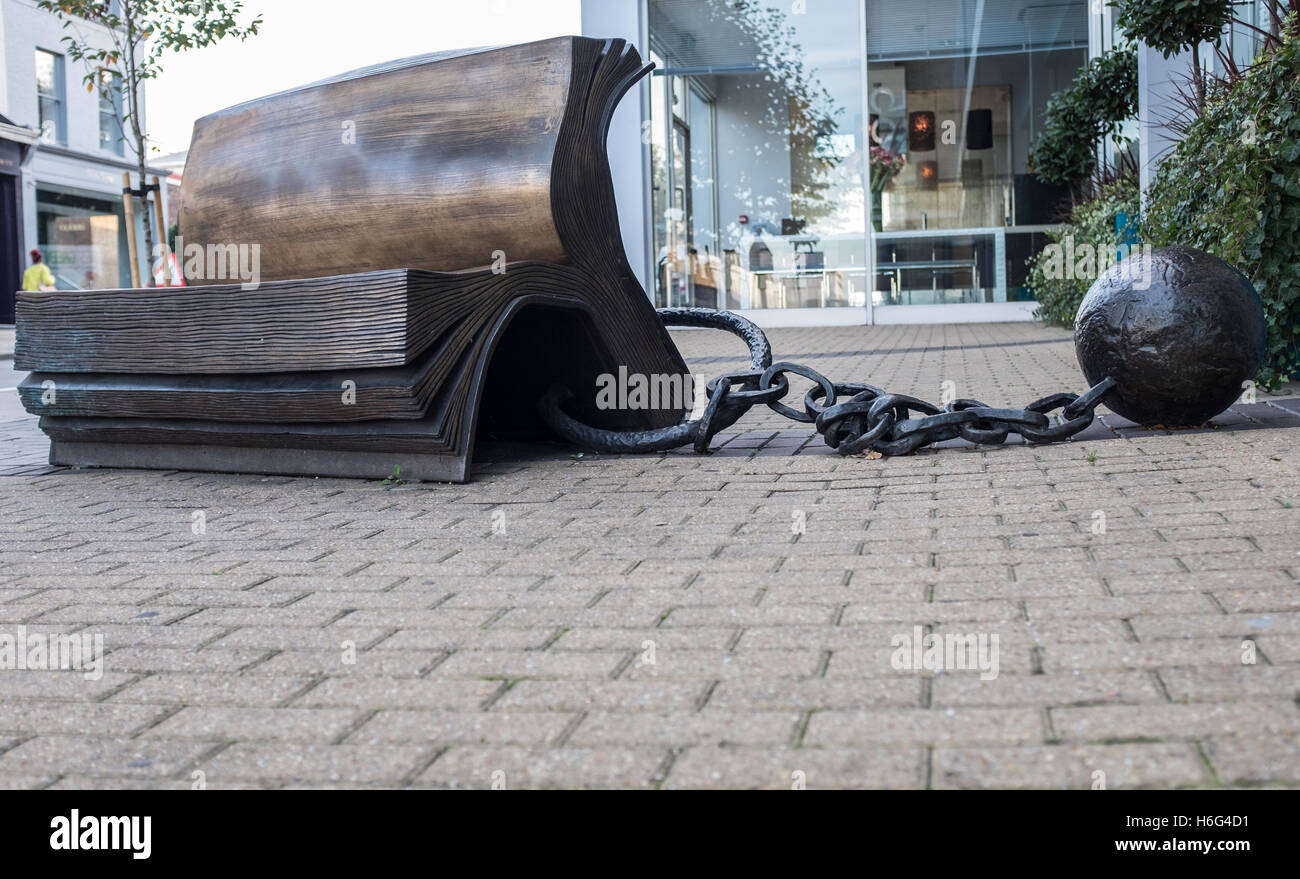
[144,0,580,156]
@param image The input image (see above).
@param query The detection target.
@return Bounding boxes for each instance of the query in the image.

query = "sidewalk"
[0,321,1297,788]
[0,326,35,434]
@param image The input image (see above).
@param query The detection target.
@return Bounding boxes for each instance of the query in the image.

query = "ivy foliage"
[1029,48,1139,186]
[1144,27,1300,384]
[1026,176,1140,326]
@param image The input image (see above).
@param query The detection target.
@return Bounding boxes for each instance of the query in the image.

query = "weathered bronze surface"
[1074,245,1266,426]
[15,37,688,483]
[180,40,573,280]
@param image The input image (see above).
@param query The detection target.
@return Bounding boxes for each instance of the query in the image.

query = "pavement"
[0,321,1298,789]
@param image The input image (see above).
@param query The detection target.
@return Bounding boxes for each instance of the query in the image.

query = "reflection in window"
[649,0,1095,310]
[868,0,1089,305]
[649,0,868,309]
[36,49,66,145]
[37,189,128,290]
[98,69,125,156]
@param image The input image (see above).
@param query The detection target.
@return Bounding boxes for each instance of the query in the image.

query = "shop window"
[36,188,128,290]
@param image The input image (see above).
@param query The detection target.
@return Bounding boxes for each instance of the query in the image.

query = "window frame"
[35,48,68,147]
[97,68,126,156]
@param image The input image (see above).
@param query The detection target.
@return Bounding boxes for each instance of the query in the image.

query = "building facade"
[582,0,1267,326]
[3,0,1264,327]
[0,0,164,322]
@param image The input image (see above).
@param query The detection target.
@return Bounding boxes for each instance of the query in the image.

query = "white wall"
[4,0,145,156]
[1138,42,1190,204]
[0,3,9,118]
[580,0,651,290]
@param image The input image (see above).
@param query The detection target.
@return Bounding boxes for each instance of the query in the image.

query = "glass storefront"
[36,188,130,290]
[647,0,1092,315]
[649,0,868,310]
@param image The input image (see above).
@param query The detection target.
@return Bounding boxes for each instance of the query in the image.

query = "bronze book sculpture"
[15,36,687,483]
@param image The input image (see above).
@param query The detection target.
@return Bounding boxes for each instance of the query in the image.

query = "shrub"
[1029,48,1138,187]
[1026,175,1140,326]
[1112,0,1234,58]
[1144,26,1300,384]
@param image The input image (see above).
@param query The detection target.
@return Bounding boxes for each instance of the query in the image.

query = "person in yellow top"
[22,249,56,292]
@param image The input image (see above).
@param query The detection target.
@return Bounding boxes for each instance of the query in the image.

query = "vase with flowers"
[869,145,906,232]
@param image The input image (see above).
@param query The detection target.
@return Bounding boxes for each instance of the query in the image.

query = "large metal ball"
[1073,245,1266,426]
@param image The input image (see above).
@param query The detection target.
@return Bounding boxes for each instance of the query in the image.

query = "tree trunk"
[123,1,154,287]
[137,157,154,287]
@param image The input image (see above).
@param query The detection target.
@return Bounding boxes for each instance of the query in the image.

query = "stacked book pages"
[16,37,686,482]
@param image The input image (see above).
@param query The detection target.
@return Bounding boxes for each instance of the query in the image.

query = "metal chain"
[537,307,1117,457]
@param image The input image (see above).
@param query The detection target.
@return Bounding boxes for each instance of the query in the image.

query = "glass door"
[653,70,722,309]
[687,87,722,308]
[649,0,868,314]
[667,119,691,306]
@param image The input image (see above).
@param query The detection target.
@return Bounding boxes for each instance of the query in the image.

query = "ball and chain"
[539,247,1268,460]
[539,307,1117,457]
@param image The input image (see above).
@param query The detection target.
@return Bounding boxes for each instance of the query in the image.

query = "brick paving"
[0,321,1298,789]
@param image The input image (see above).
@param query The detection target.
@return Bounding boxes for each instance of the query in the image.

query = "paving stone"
[0,736,217,778]
[244,649,437,677]
[553,626,736,651]
[372,627,554,651]
[90,624,232,649]
[346,710,573,746]
[1158,665,1300,702]
[491,681,706,712]
[826,644,1034,677]
[1203,737,1300,784]
[805,707,1044,746]
[1042,639,1257,673]
[414,746,664,789]
[839,600,1023,624]
[0,775,56,790]
[620,649,822,680]
[1024,594,1221,618]
[0,670,136,701]
[0,702,170,737]
[29,604,202,625]
[662,746,923,789]
[931,671,1163,707]
[567,710,801,747]
[1130,612,1300,640]
[202,742,431,784]
[932,744,1208,788]
[432,650,626,680]
[101,647,270,674]
[1052,700,1300,743]
[707,677,922,709]
[46,774,263,790]
[109,673,316,707]
[1,321,1296,788]
[206,626,391,650]
[1212,587,1300,614]
[142,707,362,743]
[291,677,499,710]
[1253,635,1300,663]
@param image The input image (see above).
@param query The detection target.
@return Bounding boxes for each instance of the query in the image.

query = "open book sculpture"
[15,37,687,482]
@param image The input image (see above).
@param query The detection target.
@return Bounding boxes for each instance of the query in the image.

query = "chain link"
[537,307,1117,457]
